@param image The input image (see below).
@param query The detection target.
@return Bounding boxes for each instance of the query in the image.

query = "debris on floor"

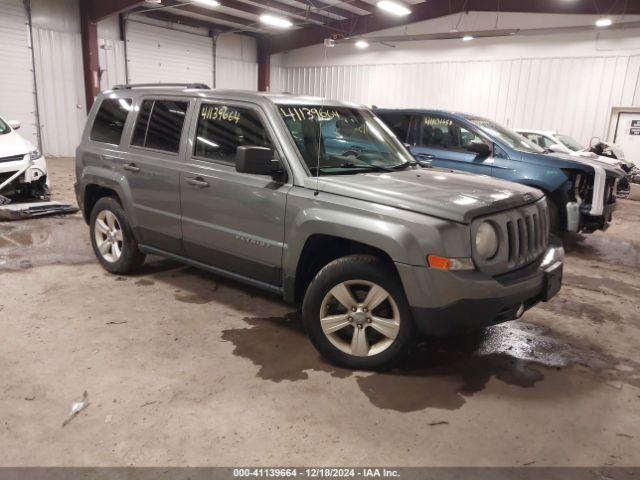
[61,391,90,427]
[0,201,78,221]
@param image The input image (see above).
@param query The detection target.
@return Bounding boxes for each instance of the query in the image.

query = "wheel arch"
[285,233,402,304]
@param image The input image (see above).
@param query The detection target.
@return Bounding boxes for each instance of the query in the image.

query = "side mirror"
[548,144,565,154]
[8,120,21,130]
[466,141,491,157]
[236,146,282,176]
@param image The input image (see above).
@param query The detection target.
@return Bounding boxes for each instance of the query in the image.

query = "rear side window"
[194,104,272,164]
[377,113,411,142]
[131,99,189,153]
[90,98,132,145]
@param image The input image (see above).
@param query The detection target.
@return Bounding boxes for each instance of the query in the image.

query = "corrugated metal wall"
[271,54,640,145]
[99,39,127,91]
[126,21,214,86]
[0,0,39,147]
[32,28,86,157]
[216,33,258,90]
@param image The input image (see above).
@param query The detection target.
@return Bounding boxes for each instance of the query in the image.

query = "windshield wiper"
[339,161,397,172]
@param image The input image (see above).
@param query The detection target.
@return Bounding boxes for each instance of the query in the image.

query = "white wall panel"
[99,38,127,91]
[271,54,640,145]
[215,33,258,90]
[126,21,214,86]
[32,28,86,157]
[0,0,38,147]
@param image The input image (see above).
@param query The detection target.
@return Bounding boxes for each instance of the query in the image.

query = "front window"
[0,117,10,135]
[418,115,488,151]
[194,104,272,164]
[556,134,585,152]
[278,105,414,175]
[465,116,544,154]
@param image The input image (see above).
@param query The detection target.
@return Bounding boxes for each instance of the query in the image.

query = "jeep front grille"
[472,197,549,276]
[505,208,548,268]
[0,154,26,163]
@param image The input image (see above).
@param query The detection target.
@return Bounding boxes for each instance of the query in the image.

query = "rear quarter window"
[90,98,132,145]
[131,99,189,154]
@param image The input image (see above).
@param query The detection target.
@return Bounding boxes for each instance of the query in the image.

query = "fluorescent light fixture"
[193,0,220,6]
[595,17,613,27]
[462,35,474,41]
[377,1,411,17]
[355,39,370,49]
[260,14,293,29]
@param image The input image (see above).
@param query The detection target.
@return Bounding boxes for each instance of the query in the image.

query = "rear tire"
[90,196,146,274]
[302,254,416,370]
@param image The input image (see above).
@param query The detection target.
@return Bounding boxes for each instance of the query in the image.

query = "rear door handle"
[123,163,141,173]
[186,177,210,188]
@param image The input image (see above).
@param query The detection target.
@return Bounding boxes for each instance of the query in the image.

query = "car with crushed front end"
[75,85,564,369]
[0,115,48,201]
[376,109,624,234]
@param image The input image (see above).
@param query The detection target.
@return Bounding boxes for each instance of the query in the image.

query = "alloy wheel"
[319,280,400,357]
[94,210,123,263]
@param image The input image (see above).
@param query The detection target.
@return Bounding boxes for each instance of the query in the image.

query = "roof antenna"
[314,40,332,196]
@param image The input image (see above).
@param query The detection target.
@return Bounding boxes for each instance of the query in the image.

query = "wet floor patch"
[221,312,351,382]
[563,272,640,299]
[0,216,93,270]
[563,232,640,269]
[541,296,620,324]
[222,314,640,412]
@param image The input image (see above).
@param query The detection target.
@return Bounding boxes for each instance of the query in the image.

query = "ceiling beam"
[84,0,147,22]
[236,0,335,24]
[266,0,640,53]
[269,0,373,20]
[140,9,235,30]
[162,0,256,27]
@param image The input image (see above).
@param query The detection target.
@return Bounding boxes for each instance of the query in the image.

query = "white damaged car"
[0,115,49,201]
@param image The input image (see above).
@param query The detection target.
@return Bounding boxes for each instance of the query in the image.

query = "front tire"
[302,254,416,370]
[90,196,146,274]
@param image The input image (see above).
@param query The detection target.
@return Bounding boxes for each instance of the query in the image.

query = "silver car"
[75,85,564,369]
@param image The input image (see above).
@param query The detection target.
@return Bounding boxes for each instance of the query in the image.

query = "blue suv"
[376,109,623,234]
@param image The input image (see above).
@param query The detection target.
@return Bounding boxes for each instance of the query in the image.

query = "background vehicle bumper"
[396,241,564,336]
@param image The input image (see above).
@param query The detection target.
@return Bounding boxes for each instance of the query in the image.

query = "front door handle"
[186,177,210,188]
[123,163,141,173]
[415,153,435,160]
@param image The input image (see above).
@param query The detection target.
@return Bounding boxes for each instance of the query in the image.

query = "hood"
[574,150,628,168]
[305,168,544,224]
[0,130,32,158]
[519,150,624,178]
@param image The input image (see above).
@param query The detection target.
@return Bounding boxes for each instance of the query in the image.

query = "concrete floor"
[1,157,639,467]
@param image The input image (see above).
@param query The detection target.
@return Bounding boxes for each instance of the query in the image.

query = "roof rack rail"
[112,83,211,90]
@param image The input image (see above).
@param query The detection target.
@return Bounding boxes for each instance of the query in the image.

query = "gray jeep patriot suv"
[75,84,564,369]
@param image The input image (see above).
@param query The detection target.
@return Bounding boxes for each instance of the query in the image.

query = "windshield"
[556,134,585,152]
[278,105,414,175]
[465,116,545,154]
[0,117,10,135]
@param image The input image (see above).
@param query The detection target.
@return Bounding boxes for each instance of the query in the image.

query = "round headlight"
[476,222,499,259]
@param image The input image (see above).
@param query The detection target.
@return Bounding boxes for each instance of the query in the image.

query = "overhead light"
[377,1,411,17]
[355,39,369,49]
[260,14,293,29]
[193,0,220,6]
[462,35,474,41]
[595,17,613,27]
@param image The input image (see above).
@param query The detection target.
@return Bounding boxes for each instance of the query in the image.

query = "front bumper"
[397,241,564,337]
[0,155,48,194]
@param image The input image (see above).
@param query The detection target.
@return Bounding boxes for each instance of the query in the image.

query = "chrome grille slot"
[472,197,550,276]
